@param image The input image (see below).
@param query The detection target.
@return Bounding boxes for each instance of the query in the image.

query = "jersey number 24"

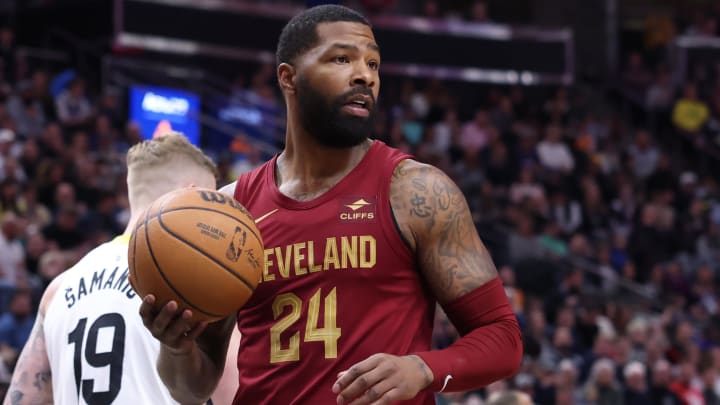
[270,287,341,363]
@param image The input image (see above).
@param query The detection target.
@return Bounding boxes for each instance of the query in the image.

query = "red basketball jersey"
[232,141,436,405]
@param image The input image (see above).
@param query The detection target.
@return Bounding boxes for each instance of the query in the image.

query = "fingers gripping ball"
[129,188,263,323]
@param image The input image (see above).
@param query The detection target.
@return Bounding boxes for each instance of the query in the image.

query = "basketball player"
[4,133,219,405]
[138,5,523,405]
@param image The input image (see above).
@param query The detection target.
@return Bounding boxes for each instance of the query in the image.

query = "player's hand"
[332,353,433,405]
[138,294,207,355]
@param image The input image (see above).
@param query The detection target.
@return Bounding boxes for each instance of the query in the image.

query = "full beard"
[296,76,376,148]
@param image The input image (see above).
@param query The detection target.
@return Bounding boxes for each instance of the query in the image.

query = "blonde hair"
[127,132,217,178]
[125,132,218,216]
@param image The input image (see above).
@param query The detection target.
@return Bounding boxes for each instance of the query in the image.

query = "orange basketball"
[128,187,263,323]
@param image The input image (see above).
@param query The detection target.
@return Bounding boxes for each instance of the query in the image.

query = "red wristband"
[415,277,522,392]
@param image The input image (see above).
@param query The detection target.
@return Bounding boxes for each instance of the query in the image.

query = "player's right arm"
[211,325,241,405]
[3,276,64,405]
[139,298,235,404]
[138,181,239,404]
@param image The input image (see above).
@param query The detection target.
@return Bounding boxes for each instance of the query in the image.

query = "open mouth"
[342,94,373,117]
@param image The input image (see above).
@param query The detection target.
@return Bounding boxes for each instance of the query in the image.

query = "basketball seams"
[155,204,258,293]
[144,195,224,318]
[129,222,140,291]
[148,205,263,245]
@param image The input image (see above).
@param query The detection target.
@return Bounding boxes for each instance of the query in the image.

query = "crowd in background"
[0,1,720,404]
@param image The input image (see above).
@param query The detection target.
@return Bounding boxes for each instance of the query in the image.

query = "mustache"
[336,87,376,108]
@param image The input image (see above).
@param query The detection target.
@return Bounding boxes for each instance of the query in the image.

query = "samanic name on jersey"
[262,235,376,282]
[65,266,136,308]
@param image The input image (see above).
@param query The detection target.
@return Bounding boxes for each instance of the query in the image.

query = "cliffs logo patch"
[339,197,376,221]
[226,226,247,262]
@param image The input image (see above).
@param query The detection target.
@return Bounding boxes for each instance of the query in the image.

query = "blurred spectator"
[491,95,515,134]
[500,266,524,314]
[582,358,624,405]
[509,165,545,207]
[611,181,638,234]
[544,88,571,123]
[536,124,574,172]
[650,359,684,405]
[6,81,46,139]
[544,269,583,325]
[81,190,122,237]
[454,149,484,196]
[627,129,659,180]
[0,213,25,287]
[0,289,33,354]
[623,51,653,96]
[484,140,514,187]
[538,220,568,257]
[0,179,19,214]
[699,358,720,405]
[0,155,25,184]
[30,70,56,122]
[646,66,675,112]
[37,122,65,159]
[459,109,492,156]
[669,362,705,405]
[548,190,583,236]
[55,77,93,130]
[644,12,676,63]
[399,109,424,146]
[696,221,720,265]
[0,129,18,170]
[626,317,650,363]
[508,214,544,263]
[580,176,610,234]
[231,144,264,178]
[430,109,458,156]
[37,250,68,290]
[17,184,51,229]
[97,88,123,129]
[486,390,533,405]
[629,204,672,282]
[672,83,710,134]
[23,229,48,277]
[42,204,86,250]
[623,361,652,404]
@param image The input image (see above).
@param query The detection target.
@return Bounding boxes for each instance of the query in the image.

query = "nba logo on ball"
[226,227,247,262]
[128,187,264,323]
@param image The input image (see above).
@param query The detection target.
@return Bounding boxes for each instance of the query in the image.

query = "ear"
[277,63,296,95]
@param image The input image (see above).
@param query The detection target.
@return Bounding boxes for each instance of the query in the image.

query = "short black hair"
[276,4,370,66]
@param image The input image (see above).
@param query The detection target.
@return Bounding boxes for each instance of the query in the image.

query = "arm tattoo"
[6,315,53,404]
[10,390,24,405]
[33,370,51,391]
[410,190,433,219]
[409,355,433,387]
[391,161,498,304]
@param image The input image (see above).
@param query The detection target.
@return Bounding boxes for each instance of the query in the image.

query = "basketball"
[128,187,264,323]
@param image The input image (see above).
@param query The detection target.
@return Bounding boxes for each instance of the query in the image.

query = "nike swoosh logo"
[440,375,453,392]
[255,209,279,223]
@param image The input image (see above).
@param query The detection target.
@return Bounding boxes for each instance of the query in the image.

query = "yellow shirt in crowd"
[672,98,709,132]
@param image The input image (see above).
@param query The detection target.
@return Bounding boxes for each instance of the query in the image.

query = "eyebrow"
[329,42,381,53]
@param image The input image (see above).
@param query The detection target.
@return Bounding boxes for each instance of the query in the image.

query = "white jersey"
[44,235,180,405]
